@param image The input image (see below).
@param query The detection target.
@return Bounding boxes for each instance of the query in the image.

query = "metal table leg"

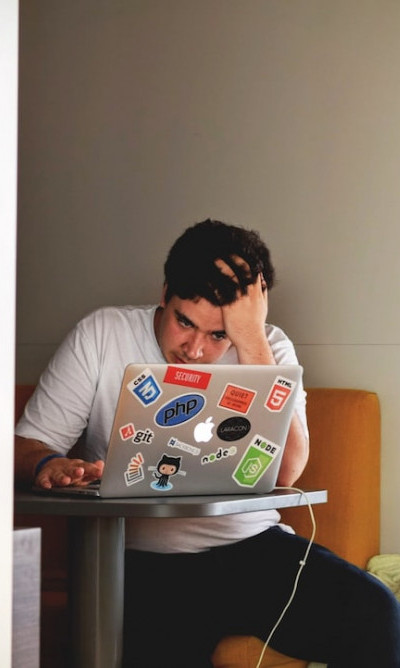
[68,516,125,668]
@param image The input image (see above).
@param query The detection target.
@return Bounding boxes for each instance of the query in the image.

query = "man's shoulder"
[78,304,156,328]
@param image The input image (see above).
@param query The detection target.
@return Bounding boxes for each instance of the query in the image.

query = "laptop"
[34,362,303,498]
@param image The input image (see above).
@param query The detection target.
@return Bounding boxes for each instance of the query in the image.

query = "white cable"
[255,486,317,668]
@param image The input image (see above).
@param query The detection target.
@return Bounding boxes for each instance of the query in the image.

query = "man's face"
[154,291,232,364]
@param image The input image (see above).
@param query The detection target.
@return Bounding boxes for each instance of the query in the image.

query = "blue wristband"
[34,453,65,478]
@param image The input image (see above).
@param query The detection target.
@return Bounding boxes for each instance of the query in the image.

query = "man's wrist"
[33,453,65,478]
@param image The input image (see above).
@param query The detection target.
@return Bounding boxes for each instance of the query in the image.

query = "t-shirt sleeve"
[15,318,99,453]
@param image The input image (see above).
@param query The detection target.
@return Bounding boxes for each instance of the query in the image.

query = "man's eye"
[212,332,227,341]
[177,315,192,328]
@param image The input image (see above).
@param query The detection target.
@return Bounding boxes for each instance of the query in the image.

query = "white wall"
[16,0,400,553]
[1,0,19,665]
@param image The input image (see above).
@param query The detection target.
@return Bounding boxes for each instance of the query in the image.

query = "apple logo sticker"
[193,416,215,443]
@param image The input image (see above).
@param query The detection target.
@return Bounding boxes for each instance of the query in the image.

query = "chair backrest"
[280,388,380,568]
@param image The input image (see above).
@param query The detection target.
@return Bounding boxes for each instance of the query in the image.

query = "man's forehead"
[174,297,225,331]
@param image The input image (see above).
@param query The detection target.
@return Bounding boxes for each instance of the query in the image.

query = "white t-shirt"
[16,305,308,553]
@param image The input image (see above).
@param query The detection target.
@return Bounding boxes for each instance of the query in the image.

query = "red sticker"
[163,366,212,389]
[265,377,296,412]
[218,384,256,414]
[119,423,135,440]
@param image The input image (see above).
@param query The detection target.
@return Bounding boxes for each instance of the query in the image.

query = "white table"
[14,488,327,668]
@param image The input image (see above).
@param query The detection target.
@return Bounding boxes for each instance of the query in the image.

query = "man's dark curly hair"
[163,219,275,305]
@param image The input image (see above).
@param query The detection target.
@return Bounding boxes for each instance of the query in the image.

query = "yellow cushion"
[211,635,308,667]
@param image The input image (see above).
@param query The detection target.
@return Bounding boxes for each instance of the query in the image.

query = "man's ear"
[159,283,168,308]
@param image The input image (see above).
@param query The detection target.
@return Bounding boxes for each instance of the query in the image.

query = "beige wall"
[16,0,400,553]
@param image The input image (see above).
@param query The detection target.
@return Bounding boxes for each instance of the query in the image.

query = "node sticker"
[232,434,281,488]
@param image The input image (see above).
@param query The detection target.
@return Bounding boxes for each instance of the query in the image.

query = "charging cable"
[255,486,317,668]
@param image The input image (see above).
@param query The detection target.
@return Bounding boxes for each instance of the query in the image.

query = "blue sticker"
[155,394,205,427]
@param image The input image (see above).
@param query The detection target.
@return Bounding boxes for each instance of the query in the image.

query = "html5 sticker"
[265,376,297,412]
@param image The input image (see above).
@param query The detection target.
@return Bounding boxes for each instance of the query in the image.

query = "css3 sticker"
[127,368,162,406]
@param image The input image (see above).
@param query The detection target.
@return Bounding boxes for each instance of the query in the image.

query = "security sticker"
[163,365,212,389]
[218,384,256,414]
[124,452,145,486]
[232,434,281,488]
[265,376,297,412]
[127,368,162,406]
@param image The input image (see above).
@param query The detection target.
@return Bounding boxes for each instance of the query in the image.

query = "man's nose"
[185,332,204,360]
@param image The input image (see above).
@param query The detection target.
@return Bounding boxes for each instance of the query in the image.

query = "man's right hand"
[35,457,104,489]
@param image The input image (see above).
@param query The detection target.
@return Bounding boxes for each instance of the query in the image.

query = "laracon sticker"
[163,366,212,389]
[217,416,251,441]
[265,376,297,412]
[218,384,256,414]
[232,434,281,488]
[124,452,145,486]
[127,368,162,406]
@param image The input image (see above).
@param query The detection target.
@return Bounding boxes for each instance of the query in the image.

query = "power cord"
[255,486,317,668]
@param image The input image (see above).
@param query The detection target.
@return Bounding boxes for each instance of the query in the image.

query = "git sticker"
[265,376,297,412]
[218,384,256,414]
[119,423,135,441]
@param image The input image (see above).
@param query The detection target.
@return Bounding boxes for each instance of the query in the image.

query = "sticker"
[201,445,237,465]
[217,416,251,441]
[119,423,135,441]
[163,366,212,389]
[132,428,154,445]
[218,384,256,414]
[193,416,215,443]
[265,376,297,412]
[155,393,205,427]
[232,434,281,488]
[124,452,145,486]
[148,453,187,491]
[127,368,162,406]
[168,437,201,456]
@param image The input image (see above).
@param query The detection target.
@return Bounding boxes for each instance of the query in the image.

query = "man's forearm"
[14,435,58,485]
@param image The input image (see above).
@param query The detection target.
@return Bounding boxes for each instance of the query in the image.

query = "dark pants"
[123,527,400,668]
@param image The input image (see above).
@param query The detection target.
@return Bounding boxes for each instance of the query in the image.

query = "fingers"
[35,457,104,489]
[215,257,266,292]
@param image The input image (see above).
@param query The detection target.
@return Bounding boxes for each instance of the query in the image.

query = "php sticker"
[265,376,297,412]
[155,393,205,427]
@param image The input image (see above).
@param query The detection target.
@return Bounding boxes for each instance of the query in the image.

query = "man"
[15,220,400,667]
